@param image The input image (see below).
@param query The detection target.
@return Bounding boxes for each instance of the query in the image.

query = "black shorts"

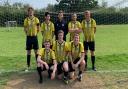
[26,36,39,50]
[57,62,64,75]
[41,63,53,71]
[83,41,95,51]
[69,57,80,72]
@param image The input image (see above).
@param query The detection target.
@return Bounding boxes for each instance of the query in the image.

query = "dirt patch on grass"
[4,72,104,89]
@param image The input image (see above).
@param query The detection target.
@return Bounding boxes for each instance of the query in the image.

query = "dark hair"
[28,7,34,12]
[58,10,63,14]
[45,12,50,17]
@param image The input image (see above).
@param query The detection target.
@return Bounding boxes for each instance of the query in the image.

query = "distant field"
[0,25,128,89]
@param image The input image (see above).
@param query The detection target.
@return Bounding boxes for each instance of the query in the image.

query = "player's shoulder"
[91,18,96,22]
[39,48,45,51]
[79,42,84,45]
[76,21,81,24]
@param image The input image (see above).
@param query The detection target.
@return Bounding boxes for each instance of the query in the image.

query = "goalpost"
[5,21,17,31]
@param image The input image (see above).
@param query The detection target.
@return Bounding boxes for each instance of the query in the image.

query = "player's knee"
[80,60,85,66]
[84,50,88,55]
[90,51,95,56]
[27,50,31,55]
[63,62,69,71]
[37,63,41,67]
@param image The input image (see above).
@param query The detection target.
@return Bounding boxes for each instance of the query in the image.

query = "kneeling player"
[37,40,57,83]
[69,33,85,81]
[52,30,69,84]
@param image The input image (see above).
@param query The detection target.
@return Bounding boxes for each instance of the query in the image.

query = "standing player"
[68,13,82,41]
[81,10,97,71]
[52,30,69,84]
[54,10,68,41]
[37,40,57,83]
[69,33,85,81]
[24,7,40,71]
[41,12,55,48]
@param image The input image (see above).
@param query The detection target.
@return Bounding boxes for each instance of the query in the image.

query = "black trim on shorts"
[57,62,64,75]
[41,63,53,71]
[69,57,80,72]
[26,36,39,50]
[83,41,95,51]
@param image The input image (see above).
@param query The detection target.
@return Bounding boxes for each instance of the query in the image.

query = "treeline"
[1,11,128,26]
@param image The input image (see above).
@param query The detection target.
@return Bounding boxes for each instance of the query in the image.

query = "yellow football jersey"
[81,18,96,42]
[69,41,84,61]
[52,41,69,63]
[24,16,39,36]
[41,21,55,44]
[68,21,82,41]
[38,48,55,64]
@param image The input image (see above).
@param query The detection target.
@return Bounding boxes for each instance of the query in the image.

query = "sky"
[0,0,128,9]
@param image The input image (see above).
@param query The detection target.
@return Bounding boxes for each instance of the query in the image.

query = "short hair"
[45,12,50,17]
[44,39,51,43]
[58,10,63,14]
[71,13,77,17]
[58,30,64,35]
[28,7,34,12]
[84,10,91,14]
[74,33,79,38]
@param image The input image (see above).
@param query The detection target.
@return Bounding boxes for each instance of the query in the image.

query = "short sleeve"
[24,18,28,27]
[68,22,71,30]
[68,42,72,52]
[38,48,44,56]
[51,50,55,60]
[41,23,44,31]
[65,42,69,52]
[93,19,96,28]
[80,42,84,53]
[78,21,82,29]
[51,22,55,31]
[35,17,40,25]
[52,41,56,51]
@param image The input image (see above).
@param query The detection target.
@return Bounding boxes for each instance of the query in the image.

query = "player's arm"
[74,22,82,33]
[53,59,57,73]
[37,23,40,33]
[94,20,96,34]
[94,27,96,34]
[24,26,27,35]
[68,22,75,33]
[37,55,45,64]
[52,23,55,38]
[24,19,28,35]
[35,18,40,33]
[52,51,57,73]
[76,52,84,66]
[41,23,44,36]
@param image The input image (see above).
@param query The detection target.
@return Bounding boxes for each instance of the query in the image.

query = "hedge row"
[0,12,128,26]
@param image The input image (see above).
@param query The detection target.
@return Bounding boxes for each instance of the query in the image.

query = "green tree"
[55,0,98,12]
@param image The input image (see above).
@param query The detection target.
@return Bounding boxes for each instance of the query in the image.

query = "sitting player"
[52,30,69,84]
[69,33,85,81]
[36,40,57,83]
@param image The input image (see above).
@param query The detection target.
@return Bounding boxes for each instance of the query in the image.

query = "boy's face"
[72,14,77,21]
[28,9,34,16]
[44,42,50,50]
[74,35,79,44]
[58,13,63,20]
[58,33,64,40]
[45,15,50,21]
[84,12,90,19]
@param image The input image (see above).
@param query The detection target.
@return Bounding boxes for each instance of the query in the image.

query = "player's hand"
[75,63,79,68]
[43,62,49,70]
[51,72,55,80]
